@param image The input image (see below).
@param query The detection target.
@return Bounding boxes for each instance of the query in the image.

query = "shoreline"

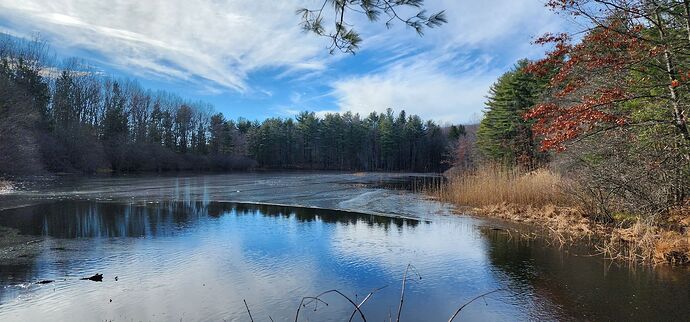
[0,227,43,265]
[458,203,690,266]
[433,166,690,266]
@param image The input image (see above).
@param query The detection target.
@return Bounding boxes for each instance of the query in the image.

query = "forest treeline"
[0,34,462,175]
[462,0,690,222]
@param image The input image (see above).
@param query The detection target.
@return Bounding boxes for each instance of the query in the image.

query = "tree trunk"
[654,7,690,146]
[679,0,690,146]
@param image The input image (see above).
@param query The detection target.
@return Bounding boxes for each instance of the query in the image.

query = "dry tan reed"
[433,165,690,265]
[595,220,690,265]
[436,165,569,208]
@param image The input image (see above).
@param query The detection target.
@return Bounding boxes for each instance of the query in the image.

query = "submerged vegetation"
[3,0,690,320]
[242,264,501,322]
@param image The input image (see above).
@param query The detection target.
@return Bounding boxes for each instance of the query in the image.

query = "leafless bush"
[553,127,690,221]
[0,179,12,193]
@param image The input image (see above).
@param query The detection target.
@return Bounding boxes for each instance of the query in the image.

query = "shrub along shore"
[433,165,690,265]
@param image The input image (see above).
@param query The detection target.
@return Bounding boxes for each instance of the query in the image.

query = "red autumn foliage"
[524,10,656,151]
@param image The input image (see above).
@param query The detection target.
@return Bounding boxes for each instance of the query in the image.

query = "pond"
[0,173,688,321]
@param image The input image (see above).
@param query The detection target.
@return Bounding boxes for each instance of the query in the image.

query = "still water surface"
[0,173,688,321]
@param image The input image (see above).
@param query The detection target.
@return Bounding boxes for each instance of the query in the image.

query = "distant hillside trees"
[0,36,49,174]
[0,34,459,175]
[246,109,457,172]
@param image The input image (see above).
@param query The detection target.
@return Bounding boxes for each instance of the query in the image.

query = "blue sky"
[0,1,565,124]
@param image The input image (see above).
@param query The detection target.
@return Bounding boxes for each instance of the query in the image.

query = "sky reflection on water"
[0,174,688,321]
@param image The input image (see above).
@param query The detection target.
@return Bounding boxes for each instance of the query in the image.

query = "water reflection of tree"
[481,228,690,321]
[0,200,418,239]
[0,200,421,304]
[232,203,418,229]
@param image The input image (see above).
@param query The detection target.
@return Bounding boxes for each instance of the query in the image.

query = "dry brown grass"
[434,165,594,245]
[436,165,569,208]
[477,203,595,243]
[434,165,690,265]
[653,231,690,264]
[597,219,690,265]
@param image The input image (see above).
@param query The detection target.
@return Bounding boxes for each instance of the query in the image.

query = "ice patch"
[0,181,13,195]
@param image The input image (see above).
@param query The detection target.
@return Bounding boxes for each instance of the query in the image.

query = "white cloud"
[331,53,498,124]
[0,0,327,92]
[437,0,565,49]
[0,0,567,123]
[330,0,566,124]
[359,0,564,55]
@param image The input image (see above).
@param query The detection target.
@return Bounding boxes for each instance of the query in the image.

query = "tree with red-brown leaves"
[526,0,690,155]
[522,0,690,212]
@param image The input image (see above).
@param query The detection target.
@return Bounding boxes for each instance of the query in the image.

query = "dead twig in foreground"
[396,264,422,322]
[295,289,366,322]
[447,289,504,322]
[348,285,389,322]
[243,299,254,322]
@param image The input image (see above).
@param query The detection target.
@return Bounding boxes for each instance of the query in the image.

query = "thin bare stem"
[348,285,388,322]
[396,264,421,322]
[447,289,504,322]
[295,289,366,322]
[243,299,254,322]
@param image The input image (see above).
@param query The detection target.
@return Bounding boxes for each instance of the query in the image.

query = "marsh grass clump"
[435,164,568,208]
[434,165,690,265]
[598,218,690,265]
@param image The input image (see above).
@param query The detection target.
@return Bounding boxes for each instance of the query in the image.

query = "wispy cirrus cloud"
[331,52,497,124]
[0,0,328,93]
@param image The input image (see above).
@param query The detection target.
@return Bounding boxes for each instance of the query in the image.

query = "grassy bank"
[434,165,690,265]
